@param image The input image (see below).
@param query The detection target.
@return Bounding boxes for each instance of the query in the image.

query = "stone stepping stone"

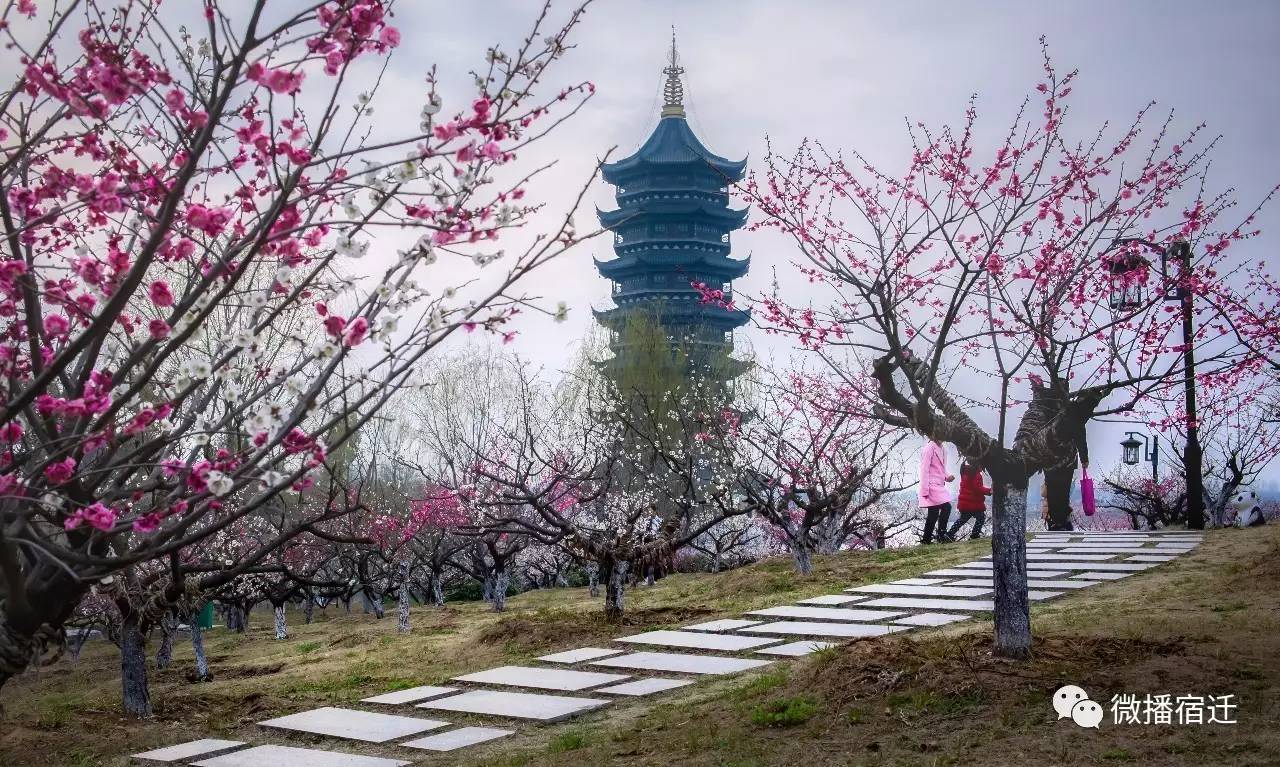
[683,618,762,632]
[401,727,513,752]
[1046,547,1158,553]
[747,605,904,622]
[952,561,1081,571]
[894,578,954,586]
[192,745,410,767]
[1071,571,1131,580]
[418,690,608,722]
[740,621,907,638]
[1024,553,1116,561]
[890,612,971,627]
[859,596,995,611]
[259,707,448,743]
[945,578,1095,590]
[589,651,772,675]
[537,647,624,664]
[1029,591,1066,600]
[132,739,246,763]
[362,686,458,705]
[452,665,629,692]
[848,584,992,598]
[1126,555,1176,562]
[595,677,695,696]
[756,640,839,656]
[925,568,1069,579]
[796,594,863,606]
[1024,562,1152,571]
[615,629,779,652]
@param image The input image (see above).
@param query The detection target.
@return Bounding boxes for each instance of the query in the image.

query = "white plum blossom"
[206,470,234,497]
[336,234,369,259]
[554,301,569,323]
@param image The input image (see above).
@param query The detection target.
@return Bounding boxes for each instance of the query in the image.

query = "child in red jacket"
[947,461,991,541]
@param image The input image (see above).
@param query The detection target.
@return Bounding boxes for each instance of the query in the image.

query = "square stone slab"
[259,707,448,742]
[748,605,904,622]
[453,665,628,692]
[537,647,625,664]
[590,651,773,675]
[944,578,1095,590]
[133,739,246,763]
[1046,547,1156,553]
[595,677,695,696]
[849,584,992,598]
[1024,553,1116,561]
[1126,555,1176,562]
[1029,591,1065,600]
[683,619,763,632]
[796,594,864,606]
[740,621,908,638]
[924,568,1066,579]
[615,629,779,652]
[401,727,513,752]
[890,612,972,627]
[1029,562,1151,571]
[418,690,609,722]
[1071,571,1131,580]
[192,745,410,767]
[362,686,457,705]
[858,597,995,611]
[952,562,1080,572]
[757,640,839,656]
[893,578,953,586]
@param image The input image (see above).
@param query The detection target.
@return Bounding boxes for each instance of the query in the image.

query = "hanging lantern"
[1120,433,1143,465]
[1106,251,1150,312]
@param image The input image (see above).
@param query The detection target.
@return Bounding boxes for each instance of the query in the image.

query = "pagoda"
[594,35,750,380]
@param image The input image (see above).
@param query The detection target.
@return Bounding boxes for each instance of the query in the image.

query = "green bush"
[750,696,819,727]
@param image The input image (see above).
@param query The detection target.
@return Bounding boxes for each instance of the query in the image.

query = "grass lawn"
[2,528,1276,766]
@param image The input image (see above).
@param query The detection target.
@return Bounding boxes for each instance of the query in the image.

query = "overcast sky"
[381,1,1280,491]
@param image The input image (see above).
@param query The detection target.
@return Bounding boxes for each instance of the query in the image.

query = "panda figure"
[1231,488,1266,528]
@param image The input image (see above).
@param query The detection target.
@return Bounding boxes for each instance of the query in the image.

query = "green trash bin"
[198,602,215,630]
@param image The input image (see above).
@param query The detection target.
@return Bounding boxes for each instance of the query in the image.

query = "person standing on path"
[947,460,991,540]
[918,436,954,544]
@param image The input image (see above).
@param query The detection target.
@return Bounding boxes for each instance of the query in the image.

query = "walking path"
[131,529,1203,766]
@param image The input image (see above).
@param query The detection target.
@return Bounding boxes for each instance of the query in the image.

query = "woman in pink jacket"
[918,436,955,544]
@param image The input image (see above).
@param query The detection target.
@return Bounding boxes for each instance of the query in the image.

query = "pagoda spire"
[661,28,685,118]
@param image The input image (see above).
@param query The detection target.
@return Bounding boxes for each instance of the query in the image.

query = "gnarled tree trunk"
[155,612,176,669]
[604,560,629,621]
[789,539,814,576]
[491,569,509,613]
[990,482,1031,659]
[119,612,151,718]
[586,562,600,597]
[189,611,211,682]
[273,604,288,640]
[397,562,412,633]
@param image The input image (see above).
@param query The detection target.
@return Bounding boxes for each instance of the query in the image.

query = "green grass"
[749,696,819,728]
[547,730,587,753]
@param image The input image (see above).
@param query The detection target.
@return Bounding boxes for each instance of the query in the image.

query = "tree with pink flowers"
[0,0,599,694]
[732,40,1275,657]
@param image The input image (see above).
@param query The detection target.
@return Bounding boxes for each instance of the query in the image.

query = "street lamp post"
[1120,431,1159,485]
[1106,239,1205,529]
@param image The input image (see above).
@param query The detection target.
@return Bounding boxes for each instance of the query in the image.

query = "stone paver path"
[134,529,1202,764]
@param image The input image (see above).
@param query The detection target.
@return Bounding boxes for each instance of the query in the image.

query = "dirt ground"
[1,528,1275,767]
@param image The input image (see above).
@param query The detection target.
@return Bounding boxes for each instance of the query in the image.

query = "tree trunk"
[304,595,314,625]
[397,562,411,634]
[189,613,211,682]
[587,562,600,597]
[481,573,495,603]
[990,483,1031,659]
[429,573,445,607]
[119,612,152,718]
[273,604,288,640]
[789,539,814,576]
[711,550,722,573]
[604,561,629,621]
[155,612,175,670]
[491,570,509,613]
[361,590,384,619]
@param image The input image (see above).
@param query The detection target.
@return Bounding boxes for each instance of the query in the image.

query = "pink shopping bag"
[1080,467,1096,516]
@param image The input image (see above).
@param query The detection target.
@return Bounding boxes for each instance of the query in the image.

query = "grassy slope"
[3,528,1277,766]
